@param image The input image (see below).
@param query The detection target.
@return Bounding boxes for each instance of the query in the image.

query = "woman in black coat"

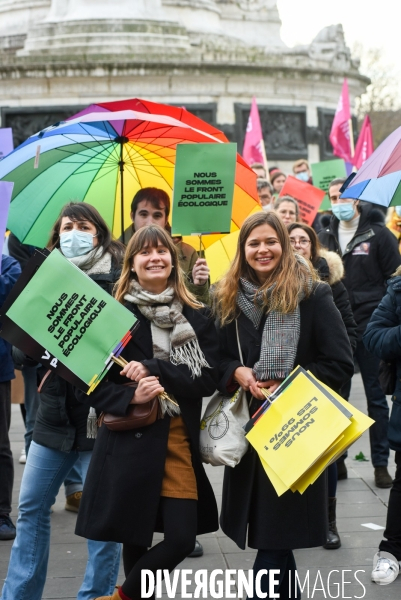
[214,212,354,600]
[287,221,357,550]
[75,225,219,600]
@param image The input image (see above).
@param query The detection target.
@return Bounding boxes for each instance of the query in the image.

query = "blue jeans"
[248,549,300,600]
[22,366,83,495]
[64,456,83,497]
[342,340,390,467]
[0,441,121,600]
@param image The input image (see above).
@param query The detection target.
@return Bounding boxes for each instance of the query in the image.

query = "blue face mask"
[395,206,401,217]
[295,171,309,183]
[60,230,97,258]
[331,202,355,222]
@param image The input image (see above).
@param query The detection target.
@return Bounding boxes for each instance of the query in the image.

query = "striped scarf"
[237,260,312,381]
[125,281,210,380]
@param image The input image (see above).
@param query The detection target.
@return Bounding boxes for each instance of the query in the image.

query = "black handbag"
[378,359,397,395]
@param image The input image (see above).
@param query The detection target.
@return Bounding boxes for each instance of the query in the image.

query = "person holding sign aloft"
[74,225,219,600]
[121,187,210,306]
[214,212,354,600]
[1,203,125,600]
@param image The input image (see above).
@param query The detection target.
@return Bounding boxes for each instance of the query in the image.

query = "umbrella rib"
[42,138,119,167]
[19,147,118,242]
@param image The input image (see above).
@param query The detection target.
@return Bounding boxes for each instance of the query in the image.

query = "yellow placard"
[259,456,289,497]
[246,371,353,488]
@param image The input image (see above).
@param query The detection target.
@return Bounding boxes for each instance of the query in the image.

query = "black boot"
[336,458,347,480]
[323,497,341,550]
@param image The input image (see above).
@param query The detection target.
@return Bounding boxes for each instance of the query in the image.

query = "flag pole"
[260,139,270,182]
[349,118,355,158]
[119,141,124,238]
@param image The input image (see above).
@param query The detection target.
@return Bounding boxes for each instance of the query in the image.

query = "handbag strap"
[235,318,244,364]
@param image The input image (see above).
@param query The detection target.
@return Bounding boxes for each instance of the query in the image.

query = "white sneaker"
[371,554,401,585]
[18,449,26,464]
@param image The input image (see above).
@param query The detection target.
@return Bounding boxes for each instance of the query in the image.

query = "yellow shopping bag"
[246,368,353,491]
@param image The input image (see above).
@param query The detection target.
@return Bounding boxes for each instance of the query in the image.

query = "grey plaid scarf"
[237,267,311,381]
[125,280,210,379]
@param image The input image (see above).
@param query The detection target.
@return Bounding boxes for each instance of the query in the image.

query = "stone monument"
[0,0,368,170]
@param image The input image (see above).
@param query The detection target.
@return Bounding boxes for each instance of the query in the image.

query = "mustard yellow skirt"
[160,415,198,500]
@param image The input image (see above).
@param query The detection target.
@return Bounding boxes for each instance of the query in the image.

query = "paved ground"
[1,373,401,599]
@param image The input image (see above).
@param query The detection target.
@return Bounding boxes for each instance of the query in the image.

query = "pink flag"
[353,115,373,169]
[243,97,265,166]
[329,79,353,163]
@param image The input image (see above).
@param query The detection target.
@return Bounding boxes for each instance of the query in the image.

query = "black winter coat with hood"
[318,204,401,339]
[314,249,358,352]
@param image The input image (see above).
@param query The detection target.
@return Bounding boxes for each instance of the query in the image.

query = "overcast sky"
[277,0,399,82]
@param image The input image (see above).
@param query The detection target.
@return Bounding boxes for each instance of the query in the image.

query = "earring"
[131,268,135,273]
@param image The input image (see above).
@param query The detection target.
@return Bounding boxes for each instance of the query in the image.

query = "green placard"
[171,143,237,236]
[6,250,136,387]
[311,159,347,210]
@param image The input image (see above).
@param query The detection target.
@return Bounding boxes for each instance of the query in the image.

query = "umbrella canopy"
[340,125,401,207]
[0,99,259,247]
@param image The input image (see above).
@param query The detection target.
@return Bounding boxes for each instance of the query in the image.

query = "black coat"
[318,205,401,339]
[314,253,357,352]
[218,283,354,550]
[363,276,401,452]
[75,304,219,546]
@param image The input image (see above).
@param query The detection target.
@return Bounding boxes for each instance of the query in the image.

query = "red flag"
[329,79,353,163]
[353,115,373,169]
[243,97,265,166]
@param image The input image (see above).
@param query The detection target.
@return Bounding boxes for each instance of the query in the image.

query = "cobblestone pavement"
[1,373,400,599]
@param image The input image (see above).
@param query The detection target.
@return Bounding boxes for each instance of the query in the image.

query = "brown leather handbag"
[100,383,161,431]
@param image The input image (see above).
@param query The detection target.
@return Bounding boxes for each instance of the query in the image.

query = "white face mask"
[295,171,309,183]
[60,230,97,258]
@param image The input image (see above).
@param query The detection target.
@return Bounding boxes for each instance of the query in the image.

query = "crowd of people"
[1,161,401,599]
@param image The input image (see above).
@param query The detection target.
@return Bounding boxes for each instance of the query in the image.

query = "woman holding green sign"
[1,203,124,600]
[214,211,354,600]
[74,224,219,600]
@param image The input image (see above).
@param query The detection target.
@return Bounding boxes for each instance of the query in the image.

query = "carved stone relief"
[235,104,308,160]
[2,107,84,148]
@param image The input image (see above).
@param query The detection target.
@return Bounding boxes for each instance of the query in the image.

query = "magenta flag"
[353,115,373,170]
[329,79,353,163]
[243,97,264,166]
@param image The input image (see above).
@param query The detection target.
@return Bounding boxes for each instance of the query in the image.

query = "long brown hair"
[214,212,316,325]
[114,225,201,308]
[47,202,124,262]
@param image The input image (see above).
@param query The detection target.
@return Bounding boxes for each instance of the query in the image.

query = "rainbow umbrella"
[205,204,261,283]
[0,99,259,247]
[340,125,401,207]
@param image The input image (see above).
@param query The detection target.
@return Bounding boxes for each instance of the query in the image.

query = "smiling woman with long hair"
[214,211,354,600]
[74,225,219,600]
